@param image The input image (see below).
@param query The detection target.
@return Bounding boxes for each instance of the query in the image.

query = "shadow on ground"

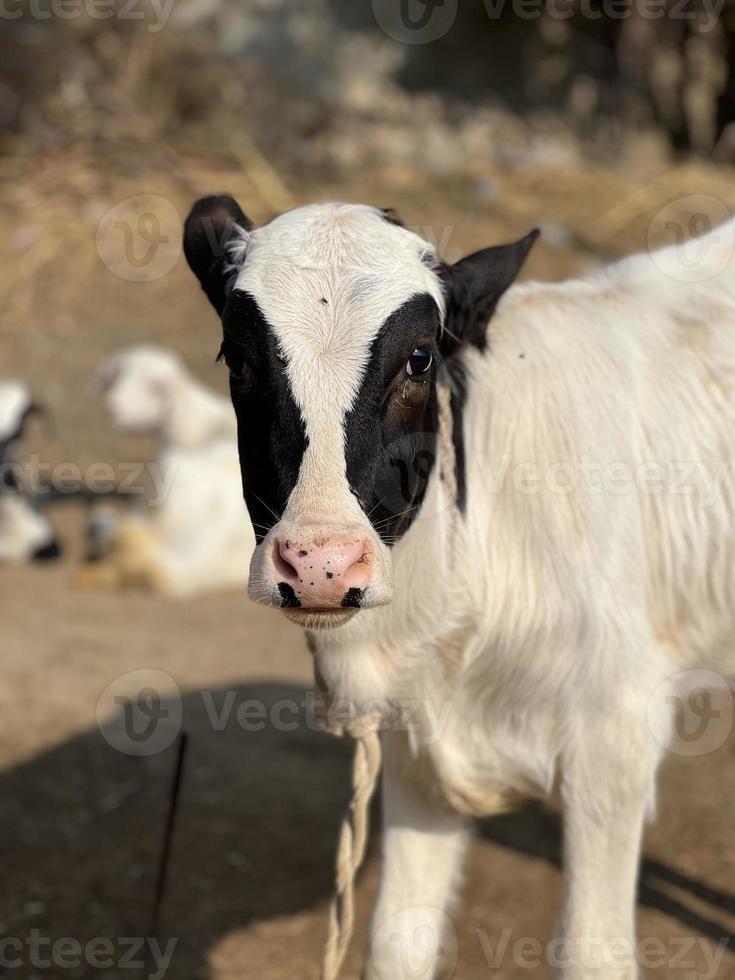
[1,682,733,979]
[481,804,735,948]
[0,682,353,979]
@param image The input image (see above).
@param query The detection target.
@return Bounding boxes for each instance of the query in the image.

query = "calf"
[79,345,253,597]
[0,381,60,563]
[184,197,735,980]
[96,345,237,449]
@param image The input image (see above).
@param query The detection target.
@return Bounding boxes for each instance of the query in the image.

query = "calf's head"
[184,198,536,629]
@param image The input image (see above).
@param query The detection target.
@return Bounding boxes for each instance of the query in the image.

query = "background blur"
[1,1,734,977]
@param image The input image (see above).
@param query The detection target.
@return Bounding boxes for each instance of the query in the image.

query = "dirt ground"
[1,149,735,978]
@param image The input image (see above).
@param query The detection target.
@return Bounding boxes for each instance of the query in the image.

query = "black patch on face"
[32,538,61,562]
[278,582,301,607]
[341,587,363,608]
[220,291,308,544]
[344,293,441,546]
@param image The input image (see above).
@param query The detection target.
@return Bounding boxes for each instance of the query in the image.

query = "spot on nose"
[274,535,373,609]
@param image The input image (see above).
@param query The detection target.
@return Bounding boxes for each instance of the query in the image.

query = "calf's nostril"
[274,541,300,581]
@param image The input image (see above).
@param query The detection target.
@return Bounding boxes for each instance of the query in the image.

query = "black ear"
[183,195,253,316]
[440,229,539,355]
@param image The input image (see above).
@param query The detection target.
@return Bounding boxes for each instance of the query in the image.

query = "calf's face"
[184,198,536,629]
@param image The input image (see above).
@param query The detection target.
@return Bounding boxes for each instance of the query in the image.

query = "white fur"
[238,206,735,979]
[97,345,237,449]
[0,381,31,442]
[89,346,253,597]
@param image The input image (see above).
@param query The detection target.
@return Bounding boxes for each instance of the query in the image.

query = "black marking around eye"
[222,290,308,543]
[344,293,443,546]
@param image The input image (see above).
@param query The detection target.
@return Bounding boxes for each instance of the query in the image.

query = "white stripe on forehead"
[234,203,445,520]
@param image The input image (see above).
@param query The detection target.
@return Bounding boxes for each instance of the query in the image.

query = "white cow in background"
[0,381,60,563]
[79,345,254,597]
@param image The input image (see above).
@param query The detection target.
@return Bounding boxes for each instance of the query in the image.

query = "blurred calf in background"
[0,382,60,563]
[78,346,254,597]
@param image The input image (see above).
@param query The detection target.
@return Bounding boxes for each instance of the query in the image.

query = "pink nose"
[275,536,373,609]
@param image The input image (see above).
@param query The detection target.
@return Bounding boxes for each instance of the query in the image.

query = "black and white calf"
[0,382,60,563]
[185,196,735,980]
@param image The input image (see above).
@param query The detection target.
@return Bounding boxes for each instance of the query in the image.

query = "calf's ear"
[440,229,539,355]
[183,195,253,316]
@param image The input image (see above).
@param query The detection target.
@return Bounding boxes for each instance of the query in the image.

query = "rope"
[317,378,459,980]
[319,720,382,980]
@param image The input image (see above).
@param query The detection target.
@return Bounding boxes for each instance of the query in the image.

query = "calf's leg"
[557,708,664,980]
[365,734,468,980]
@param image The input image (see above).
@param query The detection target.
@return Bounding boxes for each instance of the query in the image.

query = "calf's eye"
[406,347,433,377]
[218,340,252,389]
